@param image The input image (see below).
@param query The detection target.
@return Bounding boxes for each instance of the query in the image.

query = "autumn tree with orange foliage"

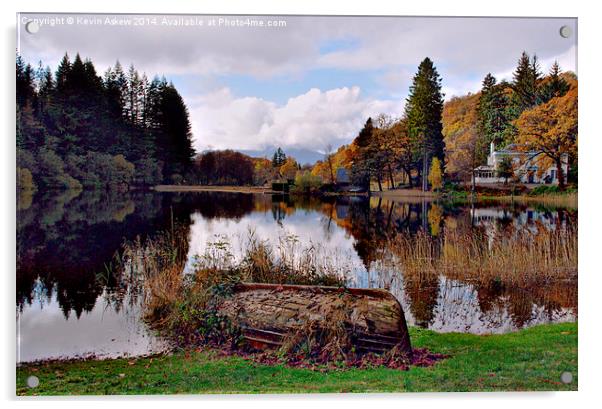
[376,116,416,187]
[515,87,577,190]
[442,93,482,185]
[279,157,299,181]
[311,144,354,183]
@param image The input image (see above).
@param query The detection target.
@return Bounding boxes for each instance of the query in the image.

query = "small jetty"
[217,283,412,357]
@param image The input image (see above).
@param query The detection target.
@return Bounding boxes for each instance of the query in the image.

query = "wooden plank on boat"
[216,282,412,357]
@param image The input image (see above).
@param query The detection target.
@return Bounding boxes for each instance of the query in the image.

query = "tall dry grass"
[190,230,348,288]
[388,225,577,286]
[482,193,578,209]
[120,225,190,327]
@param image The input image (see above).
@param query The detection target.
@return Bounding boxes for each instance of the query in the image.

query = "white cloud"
[19,14,576,81]
[189,86,402,152]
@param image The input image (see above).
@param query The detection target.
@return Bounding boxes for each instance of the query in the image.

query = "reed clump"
[192,231,347,288]
[120,225,190,327]
[389,225,577,287]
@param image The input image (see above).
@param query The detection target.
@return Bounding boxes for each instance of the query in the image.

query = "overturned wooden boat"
[217,282,412,357]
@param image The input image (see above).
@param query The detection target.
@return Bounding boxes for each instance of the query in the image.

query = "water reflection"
[17,280,167,363]
[16,190,577,362]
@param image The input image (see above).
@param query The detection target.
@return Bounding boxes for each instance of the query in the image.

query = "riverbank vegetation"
[17,322,577,395]
[119,226,447,370]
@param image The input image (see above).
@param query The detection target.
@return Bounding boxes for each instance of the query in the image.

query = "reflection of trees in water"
[187,192,255,220]
[270,195,294,225]
[17,190,260,317]
[428,204,443,236]
[470,201,577,234]
[403,275,440,328]
[338,197,431,270]
[476,280,577,328]
[16,190,192,317]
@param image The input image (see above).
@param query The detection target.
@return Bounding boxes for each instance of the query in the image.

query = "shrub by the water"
[292,171,322,194]
[529,185,577,196]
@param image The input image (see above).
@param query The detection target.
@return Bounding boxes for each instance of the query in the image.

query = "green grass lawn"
[16,322,577,395]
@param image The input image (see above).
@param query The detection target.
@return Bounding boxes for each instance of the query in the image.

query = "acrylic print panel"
[16,13,577,395]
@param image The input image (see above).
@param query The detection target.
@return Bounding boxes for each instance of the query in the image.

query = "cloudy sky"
[18,14,577,158]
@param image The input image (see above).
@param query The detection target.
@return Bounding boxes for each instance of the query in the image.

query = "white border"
[2,1,599,408]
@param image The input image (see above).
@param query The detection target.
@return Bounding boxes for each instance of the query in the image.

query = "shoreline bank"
[17,322,577,394]
[154,185,274,194]
[153,185,577,207]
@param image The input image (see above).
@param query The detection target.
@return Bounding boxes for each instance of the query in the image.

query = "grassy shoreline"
[16,322,577,395]
[153,185,577,206]
[154,185,273,194]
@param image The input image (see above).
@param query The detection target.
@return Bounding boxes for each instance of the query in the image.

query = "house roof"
[495,143,521,153]
[475,165,494,171]
[494,143,542,156]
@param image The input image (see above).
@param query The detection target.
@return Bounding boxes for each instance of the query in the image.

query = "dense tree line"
[16,53,195,191]
[192,150,255,186]
[190,148,305,187]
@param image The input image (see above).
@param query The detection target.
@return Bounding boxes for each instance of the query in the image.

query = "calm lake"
[16,190,577,363]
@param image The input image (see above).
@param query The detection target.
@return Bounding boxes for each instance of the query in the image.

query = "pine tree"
[404,57,445,188]
[54,53,71,93]
[82,58,102,93]
[140,74,149,127]
[477,73,509,158]
[511,51,541,112]
[16,55,35,108]
[153,82,195,178]
[540,61,570,103]
[67,53,86,91]
[272,147,286,168]
[115,62,128,115]
[126,64,141,125]
[355,117,374,148]
[36,65,54,114]
[104,67,120,117]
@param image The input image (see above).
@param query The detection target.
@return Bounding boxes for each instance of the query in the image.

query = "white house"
[474,142,569,185]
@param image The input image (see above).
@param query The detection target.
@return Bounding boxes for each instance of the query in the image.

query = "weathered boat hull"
[217,283,412,357]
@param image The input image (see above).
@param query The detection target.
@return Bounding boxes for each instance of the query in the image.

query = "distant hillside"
[239,147,325,166]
